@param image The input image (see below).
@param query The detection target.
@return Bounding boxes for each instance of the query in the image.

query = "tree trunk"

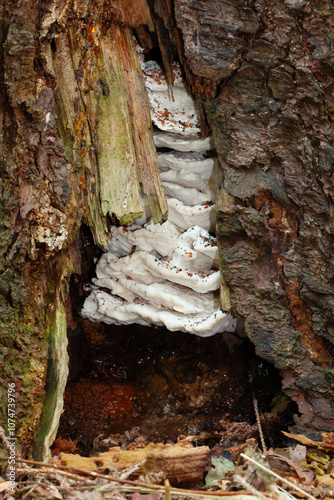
[0,0,167,460]
[1,0,333,460]
[172,0,334,432]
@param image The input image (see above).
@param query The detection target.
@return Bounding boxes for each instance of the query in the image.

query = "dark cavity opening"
[55,226,296,457]
[50,39,57,53]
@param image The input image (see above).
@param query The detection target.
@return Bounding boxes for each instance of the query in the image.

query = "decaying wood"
[0,0,166,460]
[60,441,210,484]
[165,0,334,432]
[1,0,334,463]
[46,7,167,231]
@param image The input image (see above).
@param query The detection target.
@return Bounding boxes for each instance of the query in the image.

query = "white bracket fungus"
[167,198,216,233]
[82,289,233,336]
[153,132,214,152]
[143,61,200,135]
[81,59,236,337]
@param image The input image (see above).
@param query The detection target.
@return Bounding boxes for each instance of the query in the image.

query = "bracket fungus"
[81,58,236,337]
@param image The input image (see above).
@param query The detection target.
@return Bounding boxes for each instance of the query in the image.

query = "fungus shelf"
[81,57,236,337]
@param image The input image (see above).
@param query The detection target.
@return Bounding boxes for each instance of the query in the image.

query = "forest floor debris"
[1,430,334,500]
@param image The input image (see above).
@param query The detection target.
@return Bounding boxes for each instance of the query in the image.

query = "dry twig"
[240,453,317,500]
[0,456,261,498]
[16,467,95,483]
[251,392,267,454]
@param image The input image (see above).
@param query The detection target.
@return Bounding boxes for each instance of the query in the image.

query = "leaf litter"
[1,426,334,500]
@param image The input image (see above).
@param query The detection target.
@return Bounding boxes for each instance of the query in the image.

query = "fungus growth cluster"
[81,56,236,336]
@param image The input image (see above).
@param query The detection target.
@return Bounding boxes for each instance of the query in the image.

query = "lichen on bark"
[0,0,166,458]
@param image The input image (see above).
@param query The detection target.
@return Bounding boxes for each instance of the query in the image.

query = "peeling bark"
[0,0,166,459]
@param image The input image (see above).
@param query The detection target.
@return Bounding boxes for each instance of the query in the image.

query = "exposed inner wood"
[60,440,210,485]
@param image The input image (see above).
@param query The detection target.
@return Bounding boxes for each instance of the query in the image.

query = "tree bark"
[172,0,334,432]
[1,0,333,461]
[0,0,166,460]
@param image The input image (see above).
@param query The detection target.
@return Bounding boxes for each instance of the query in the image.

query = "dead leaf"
[315,474,334,488]
[306,450,330,466]
[0,482,14,493]
[327,458,334,474]
[282,431,320,448]
[226,443,248,454]
[301,459,325,476]
[282,431,334,452]
[22,484,63,499]
[267,449,314,484]
[132,494,162,500]
[205,456,235,485]
[321,433,334,452]
[271,468,299,480]
[289,444,307,464]
[52,437,78,455]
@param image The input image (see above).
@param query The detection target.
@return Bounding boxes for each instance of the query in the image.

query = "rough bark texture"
[173,0,334,431]
[0,0,79,456]
[1,0,334,460]
[0,0,166,459]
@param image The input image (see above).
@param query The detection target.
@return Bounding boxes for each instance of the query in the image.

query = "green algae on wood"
[97,27,167,225]
[122,28,168,223]
[33,254,72,462]
[50,22,167,230]
[97,37,144,224]
[0,268,48,456]
[49,30,110,248]
[33,306,68,462]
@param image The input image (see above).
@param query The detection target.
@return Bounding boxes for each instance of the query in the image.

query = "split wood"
[0,457,266,497]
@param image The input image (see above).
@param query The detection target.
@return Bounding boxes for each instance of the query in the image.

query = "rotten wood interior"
[57,233,290,457]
